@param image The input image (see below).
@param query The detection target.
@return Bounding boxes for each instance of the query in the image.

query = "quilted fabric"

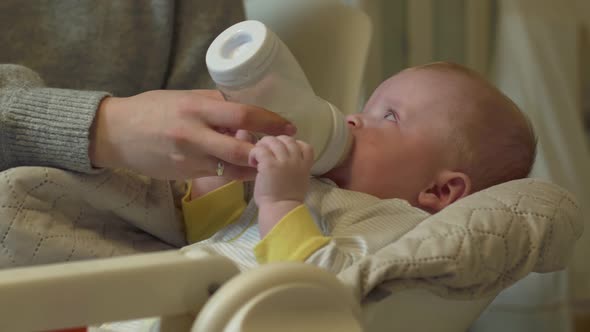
[0,167,582,301]
[339,178,583,299]
[0,167,183,266]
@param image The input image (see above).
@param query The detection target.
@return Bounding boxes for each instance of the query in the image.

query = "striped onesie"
[182,178,430,273]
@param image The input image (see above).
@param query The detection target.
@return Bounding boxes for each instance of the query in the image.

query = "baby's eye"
[384,110,398,122]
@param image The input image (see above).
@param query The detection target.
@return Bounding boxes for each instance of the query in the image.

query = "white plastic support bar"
[192,262,363,332]
[0,250,239,332]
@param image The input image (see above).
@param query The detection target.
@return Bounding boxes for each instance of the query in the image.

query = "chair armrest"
[193,262,363,332]
[0,250,239,331]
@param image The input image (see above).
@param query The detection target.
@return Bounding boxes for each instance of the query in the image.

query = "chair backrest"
[244,0,372,115]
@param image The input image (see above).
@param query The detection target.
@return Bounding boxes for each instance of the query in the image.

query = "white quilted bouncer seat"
[0,169,582,332]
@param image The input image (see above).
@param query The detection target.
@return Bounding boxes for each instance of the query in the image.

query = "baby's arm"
[248,136,314,237]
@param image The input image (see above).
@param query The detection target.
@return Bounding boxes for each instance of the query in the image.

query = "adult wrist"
[89,96,123,169]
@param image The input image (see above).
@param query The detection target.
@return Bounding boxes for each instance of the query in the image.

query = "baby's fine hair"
[416,62,537,192]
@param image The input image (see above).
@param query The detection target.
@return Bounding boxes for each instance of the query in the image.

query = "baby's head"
[324,62,536,213]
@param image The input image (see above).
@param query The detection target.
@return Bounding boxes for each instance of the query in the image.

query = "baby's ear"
[417,171,471,213]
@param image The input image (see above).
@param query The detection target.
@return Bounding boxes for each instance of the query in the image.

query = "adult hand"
[89,90,295,180]
[190,130,257,199]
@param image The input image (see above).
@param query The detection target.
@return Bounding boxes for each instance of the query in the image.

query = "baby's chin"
[319,139,355,187]
[320,163,350,188]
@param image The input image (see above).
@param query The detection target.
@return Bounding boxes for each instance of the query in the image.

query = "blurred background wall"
[347,1,590,331]
[246,0,590,331]
[242,0,587,330]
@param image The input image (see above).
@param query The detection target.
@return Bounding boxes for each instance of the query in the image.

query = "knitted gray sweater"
[0,0,243,173]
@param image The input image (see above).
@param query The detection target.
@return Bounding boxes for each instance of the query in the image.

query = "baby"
[0,61,537,331]
[0,61,535,273]
[181,62,537,270]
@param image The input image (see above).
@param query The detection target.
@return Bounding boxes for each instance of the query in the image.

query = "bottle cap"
[206,20,277,87]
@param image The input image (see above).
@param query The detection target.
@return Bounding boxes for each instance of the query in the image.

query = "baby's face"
[323,69,458,204]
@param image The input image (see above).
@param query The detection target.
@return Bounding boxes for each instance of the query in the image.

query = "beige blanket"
[0,167,185,266]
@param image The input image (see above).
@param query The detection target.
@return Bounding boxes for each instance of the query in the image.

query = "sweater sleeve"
[0,64,111,173]
[182,180,247,243]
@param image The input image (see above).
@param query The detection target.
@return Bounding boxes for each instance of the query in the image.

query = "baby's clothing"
[0,166,429,276]
[181,178,430,273]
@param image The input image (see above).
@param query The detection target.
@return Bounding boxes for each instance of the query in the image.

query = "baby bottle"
[205,20,352,175]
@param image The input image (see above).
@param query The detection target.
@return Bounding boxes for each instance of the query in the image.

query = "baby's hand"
[249,135,314,207]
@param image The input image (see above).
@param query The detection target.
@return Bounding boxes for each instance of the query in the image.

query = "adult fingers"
[196,129,255,166]
[191,89,224,100]
[221,163,258,181]
[235,129,258,143]
[195,98,297,136]
[182,153,256,180]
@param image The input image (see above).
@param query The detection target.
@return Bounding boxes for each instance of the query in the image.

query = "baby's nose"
[346,114,362,128]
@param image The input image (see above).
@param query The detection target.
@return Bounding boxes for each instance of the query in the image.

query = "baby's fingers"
[276,135,303,159]
[248,145,274,168]
[296,140,315,166]
[256,136,289,161]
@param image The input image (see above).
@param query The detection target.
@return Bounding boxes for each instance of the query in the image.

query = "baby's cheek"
[360,131,383,147]
[348,133,389,172]
[354,130,379,150]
